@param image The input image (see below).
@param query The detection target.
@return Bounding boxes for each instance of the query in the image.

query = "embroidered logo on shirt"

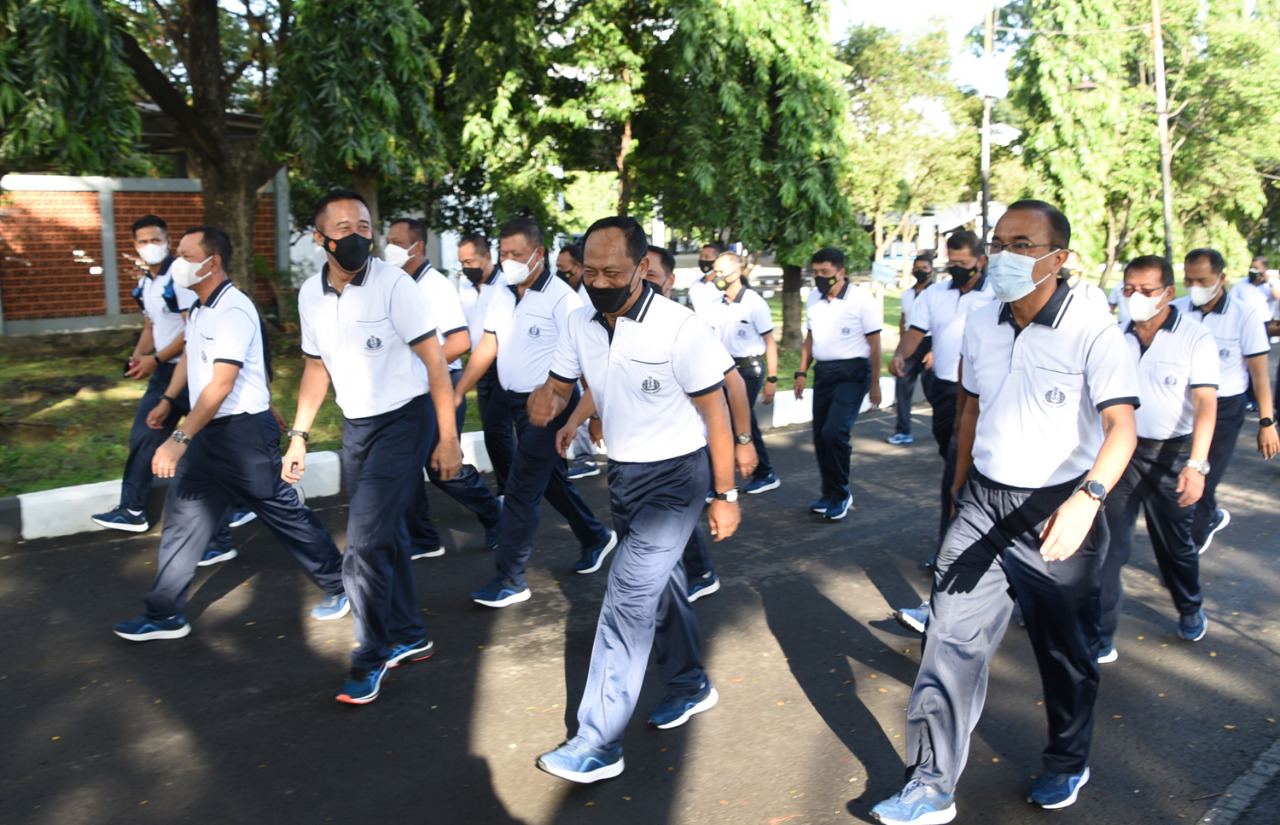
[841,326,852,335]
[528,325,541,339]
[735,327,749,339]
[641,377,660,394]
[366,335,383,351]
[1219,347,1231,360]
[1044,387,1067,407]
[1164,374,1180,386]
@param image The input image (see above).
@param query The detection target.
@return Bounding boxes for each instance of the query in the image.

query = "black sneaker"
[92,507,149,533]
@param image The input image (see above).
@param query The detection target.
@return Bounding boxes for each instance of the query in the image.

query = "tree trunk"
[190,150,275,297]
[781,263,803,350]
[352,167,382,253]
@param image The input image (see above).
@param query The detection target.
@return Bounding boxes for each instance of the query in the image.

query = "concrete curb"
[2,377,898,543]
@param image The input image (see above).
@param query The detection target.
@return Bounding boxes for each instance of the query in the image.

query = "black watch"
[766,375,778,384]
[713,488,739,502]
[161,395,177,405]
[287,429,310,442]
[1079,479,1107,505]
[794,371,807,380]
[1260,417,1275,428]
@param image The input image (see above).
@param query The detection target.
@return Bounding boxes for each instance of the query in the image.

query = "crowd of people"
[89,192,1276,823]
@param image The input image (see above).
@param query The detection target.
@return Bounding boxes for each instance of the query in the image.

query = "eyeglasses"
[983,241,1058,255]
[1119,285,1170,298]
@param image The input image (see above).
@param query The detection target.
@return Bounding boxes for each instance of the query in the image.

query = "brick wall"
[1,188,277,322]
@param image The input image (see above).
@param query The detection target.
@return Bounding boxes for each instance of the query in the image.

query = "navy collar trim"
[1125,304,1180,337]
[410,261,436,282]
[194,279,233,309]
[147,255,176,279]
[822,282,850,302]
[509,266,552,298]
[321,261,369,295]
[998,279,1072,330]
[1201,291,1229,315]
[592,281,656,330]
[950,272,987,292]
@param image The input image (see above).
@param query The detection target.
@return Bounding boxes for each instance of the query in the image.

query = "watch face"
[1085,481,1106,499]
[736,434,752,444]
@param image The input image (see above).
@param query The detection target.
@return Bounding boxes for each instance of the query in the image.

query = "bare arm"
[723,368,758,477]
[1176,387,1217,507]
[282,357,332,484]
[454,331,498,400]
[145,354,189,429]
[441,329,470,364]
[794,332,814,400]
[761,331,778,404]
[867,332,882,407]
[412,335,463,480]
[1246,354,1278,459]
[890,327,926,376]
[151,362,241,478]
[691,389,741,541]
[951,390,977,498]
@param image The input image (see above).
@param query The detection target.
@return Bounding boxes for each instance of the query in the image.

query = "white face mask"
[501,249,540,286]
[1188,282,1220,307]
[986,249,1059,303]
[170,255,212,289]
[383,241,417,269]
[138,243,168,266]
[1125,288,1169,323]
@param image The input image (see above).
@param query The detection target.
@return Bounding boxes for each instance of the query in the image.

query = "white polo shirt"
[1172,293,1270,397]
[1122,307,1220,440]
[899,283,929,329]
[1230,278,1276,319]
[132,258,197,362]
[712,286,773,358]
[961,281,1140,488]
[907,275,995,382]
[806,282,882,362]
[688,278,721,315]
[299,258,437,420]
[460,267,503,353]
[484,268,583,394]
[1108,282,1132,326]
[185,280,271,418]
[549,283,731,462]
[410,261,469,371]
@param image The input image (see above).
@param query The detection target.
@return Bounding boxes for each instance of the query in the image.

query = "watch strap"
[287,429,310,442]
[1260,417,1275,428]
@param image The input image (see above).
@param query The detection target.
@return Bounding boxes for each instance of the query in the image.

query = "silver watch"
[735,433,752,445]
[171,430,190,445]
[1185,458,1211,475]
[713,488,739,503]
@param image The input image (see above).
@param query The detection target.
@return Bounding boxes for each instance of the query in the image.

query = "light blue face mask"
[987,249,1059,303]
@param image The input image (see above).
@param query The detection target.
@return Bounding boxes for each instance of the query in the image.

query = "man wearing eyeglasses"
[873,201,1138,823]
[1097,255,1219,663]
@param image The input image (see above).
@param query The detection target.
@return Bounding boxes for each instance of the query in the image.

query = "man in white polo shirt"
[93,214,198,533]
[1172,248,1278,553]
[709,252,780,494]
[285,191,463,705]
[528,216,740,783]
[458,232,517,495]
[688,242,723,314]
[1231,254,1279,319]
[112,226,347,644]
[455,217,616,608]
[793,247,882,522]
[1098,255,1219,662]
[888,254,936,446]
[873,201,1139,824]
[556,241,604,481]
[385,218,502,557]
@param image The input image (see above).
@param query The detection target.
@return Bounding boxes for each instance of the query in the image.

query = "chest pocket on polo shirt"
[524,313,554,342]
[625,358,675,405]
[356,318,394,358]
[1153,360,1189,393]
[1030,366,1084,422]
[1217,341,1239,364]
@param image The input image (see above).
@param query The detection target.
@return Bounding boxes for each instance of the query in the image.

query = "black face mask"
[814,275,837,295]
[698,260,715,274]
[462,266,485,285]
[1249,269,1266,284]
[556,268,574,283]
[913,269,931,284]
[321,232,372,273]
[948,265,976,289]
[586,268,638,314]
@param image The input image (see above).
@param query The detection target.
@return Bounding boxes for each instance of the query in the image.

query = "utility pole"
[1151,0,1175,261]
[981,2,994,244]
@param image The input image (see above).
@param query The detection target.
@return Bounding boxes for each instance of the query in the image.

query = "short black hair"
[946,230,983,258]
[458,232,489,256]
[646,244,675,278]
[560,242,583,265]
[390,217,427,247]
[700,242,725,256]
[582,216,648,265]
[313,189,368,228]
[1185,248,1225,274]
[1252,254,1269,267]
[186,225,233,268]
[914,253,933,266]
[499,216,544,250]
[1004,199,1071,248]
[1124,254,1174,287]
[132,214,168,237]
[811,247,846,270]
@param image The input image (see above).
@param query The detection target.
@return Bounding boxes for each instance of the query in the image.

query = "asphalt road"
[2,404,1277,825]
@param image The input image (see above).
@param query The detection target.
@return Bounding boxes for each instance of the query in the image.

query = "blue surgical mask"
[987,249,1059,303]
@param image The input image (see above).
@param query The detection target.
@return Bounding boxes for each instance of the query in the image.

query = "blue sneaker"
[871,778,956,824]
[336,663,387,705]
[810,498,831,514]
[1198,508,1230,554]
[573,531,618,574]
[688,572,720,603]
[1028,766,1090,809]
[1178,607,1208,641]
[228,508,257,528]
[471,576,531,608]
[410,546,446,560]
[895,602,929,634]
[197,546,238,567]
[484,498,503,549]
[648,682,718,729]
[1097,644,1118,664]
[566,459,601,480]
[92,506,149,533]
[886,432,914,445]
[385,638,434,667]
[824,492,853,521]
[536,735,625,783]
[113,614,191,641]
[742,472,781,494]
[311,593,350,621]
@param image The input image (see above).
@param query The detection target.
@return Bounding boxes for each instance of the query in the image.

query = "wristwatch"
[766,375,778,383]
[287,428,310,442]
[1078,479,1107,505]
[736,433,752,445]
[171,430,189,444]
[1260,417,1275,428]
[1185,459,1211,475]
[713,489,739,502]
[161,395,177,405]
[794,371,807,379]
